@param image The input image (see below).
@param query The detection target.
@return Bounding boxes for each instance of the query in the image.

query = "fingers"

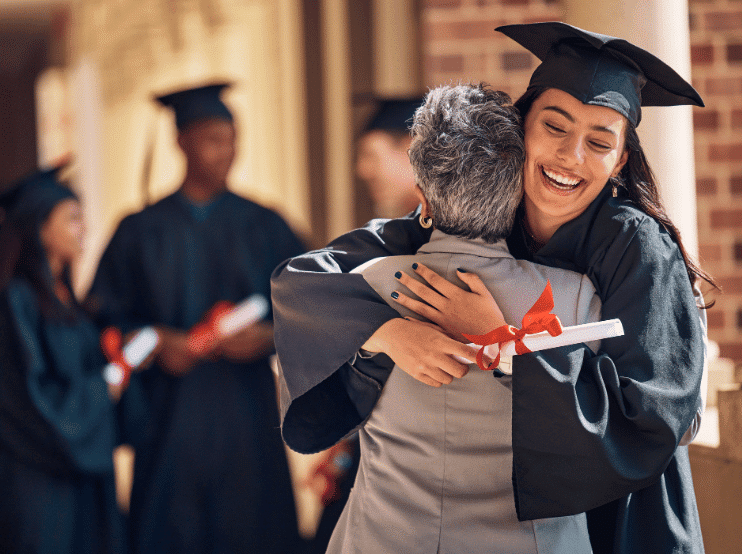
[456,268,489,296]
[412,362,463,387]
[417,375,443,388]
[393,291,444,325]
[371,318,475,388]
[395,267,448,307]
[413,263,467,296]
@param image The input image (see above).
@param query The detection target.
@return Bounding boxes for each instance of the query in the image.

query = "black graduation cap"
[155,83,234,131]
[496,22,704,126]
[0,165,76,227]
[364,98,424,134]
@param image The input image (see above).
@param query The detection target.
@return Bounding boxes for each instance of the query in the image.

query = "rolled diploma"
[457,319,624,373]
[103,326,160,386]
[216,294,270,337]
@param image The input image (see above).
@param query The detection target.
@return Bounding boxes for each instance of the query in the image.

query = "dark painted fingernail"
[391,291,399,299]
[457,268,467,273]
[412,263,418,270]
[394,271,402,279]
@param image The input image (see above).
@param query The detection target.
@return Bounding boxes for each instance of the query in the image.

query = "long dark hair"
[515,87,719,299]
[0,202,78,321]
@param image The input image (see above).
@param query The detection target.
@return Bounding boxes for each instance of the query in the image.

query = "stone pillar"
[718,384,742,463]
[563,0,699,257]
[372,0,421,97]
[321,0,354,240]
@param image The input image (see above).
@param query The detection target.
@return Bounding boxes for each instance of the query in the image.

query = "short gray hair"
[408,84,524,243]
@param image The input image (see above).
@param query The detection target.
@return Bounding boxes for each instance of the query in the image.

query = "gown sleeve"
[4,281,116,475]
[510,214,705,521]
[271,210,430,453]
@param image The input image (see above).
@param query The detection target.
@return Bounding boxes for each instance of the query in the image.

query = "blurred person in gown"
[356,98,423,218]
[85,83,306,554]
[0,167,125,554]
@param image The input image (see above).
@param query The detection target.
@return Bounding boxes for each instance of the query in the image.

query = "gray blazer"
[328,231,600,554]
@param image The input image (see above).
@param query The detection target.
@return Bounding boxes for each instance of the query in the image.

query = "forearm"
[271,213,429,400]
[273,214,431,452]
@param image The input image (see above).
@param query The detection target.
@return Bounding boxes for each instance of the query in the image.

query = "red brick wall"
[420,0,742,363]
[690,0,742,362]
[421,0,562,98]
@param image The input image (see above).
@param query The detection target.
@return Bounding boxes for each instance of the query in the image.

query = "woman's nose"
[556,135,585,165]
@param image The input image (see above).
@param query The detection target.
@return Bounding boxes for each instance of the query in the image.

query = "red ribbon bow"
[463,281,563,371]
[101,327,132,387]
[187,301,235,355]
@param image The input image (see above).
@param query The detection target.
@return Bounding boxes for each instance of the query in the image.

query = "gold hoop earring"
[419,214,432,229]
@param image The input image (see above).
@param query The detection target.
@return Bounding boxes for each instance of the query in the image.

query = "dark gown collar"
[508,184,617,273]
[174,189,228,222]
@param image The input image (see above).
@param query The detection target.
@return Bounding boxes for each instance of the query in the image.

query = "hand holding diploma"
[459,318,624,374]
[101,326,161,396]
[461,282,624,374]
[186,294,273,362]
[362,318,477,388]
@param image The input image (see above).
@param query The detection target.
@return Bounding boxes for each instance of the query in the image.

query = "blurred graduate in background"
[85,83,306,554]
[0,167,125,554]
[356,98,423,218]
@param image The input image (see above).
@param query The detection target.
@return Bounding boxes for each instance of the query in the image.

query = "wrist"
[362,318,407,354]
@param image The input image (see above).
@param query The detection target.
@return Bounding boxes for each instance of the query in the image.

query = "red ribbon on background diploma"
[187,301,235,355]
[101,327,133,387]
[463,281,563,371]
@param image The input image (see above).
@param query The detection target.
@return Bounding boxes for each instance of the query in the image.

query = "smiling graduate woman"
[271,22,716,554]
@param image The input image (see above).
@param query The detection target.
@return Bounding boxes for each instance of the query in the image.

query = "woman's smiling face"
[522,88,629,234]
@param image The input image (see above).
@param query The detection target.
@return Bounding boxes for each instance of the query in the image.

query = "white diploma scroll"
[103,326,160,386]
[187,294,271,355]
[458,318,624,375]
[217,294,270,337]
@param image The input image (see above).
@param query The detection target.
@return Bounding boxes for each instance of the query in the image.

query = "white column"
[563,0,699,257]
[69,58,105,296]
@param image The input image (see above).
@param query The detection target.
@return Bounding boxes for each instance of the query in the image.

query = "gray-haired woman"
[317,84,600,553]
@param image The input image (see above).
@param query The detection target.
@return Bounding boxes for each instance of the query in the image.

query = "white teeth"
[543,168,581,187]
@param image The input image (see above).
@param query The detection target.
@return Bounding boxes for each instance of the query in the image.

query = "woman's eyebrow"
[542,105,618,137]
[543,105,573,121]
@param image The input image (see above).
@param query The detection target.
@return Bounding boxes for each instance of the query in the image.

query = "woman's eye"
[544,122,564,134]
[589,141,611,151]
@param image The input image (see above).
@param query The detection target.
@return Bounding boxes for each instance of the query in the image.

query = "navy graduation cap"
[364,98,424,134]
[496,22,704,126]
[155,83,234,131]
[0,165,76,228]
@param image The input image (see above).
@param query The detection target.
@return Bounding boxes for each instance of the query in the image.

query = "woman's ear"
[612,148,629,178]
[414,185,430,218]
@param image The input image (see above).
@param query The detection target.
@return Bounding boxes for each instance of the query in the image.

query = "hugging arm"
[272,211,431,452]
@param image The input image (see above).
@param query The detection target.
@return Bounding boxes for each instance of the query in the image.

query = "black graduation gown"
[86,191,305,554]
[270,188,706,554]
[0,278,123,554]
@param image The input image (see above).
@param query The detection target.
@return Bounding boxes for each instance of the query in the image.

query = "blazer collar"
[418,230,512,259]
